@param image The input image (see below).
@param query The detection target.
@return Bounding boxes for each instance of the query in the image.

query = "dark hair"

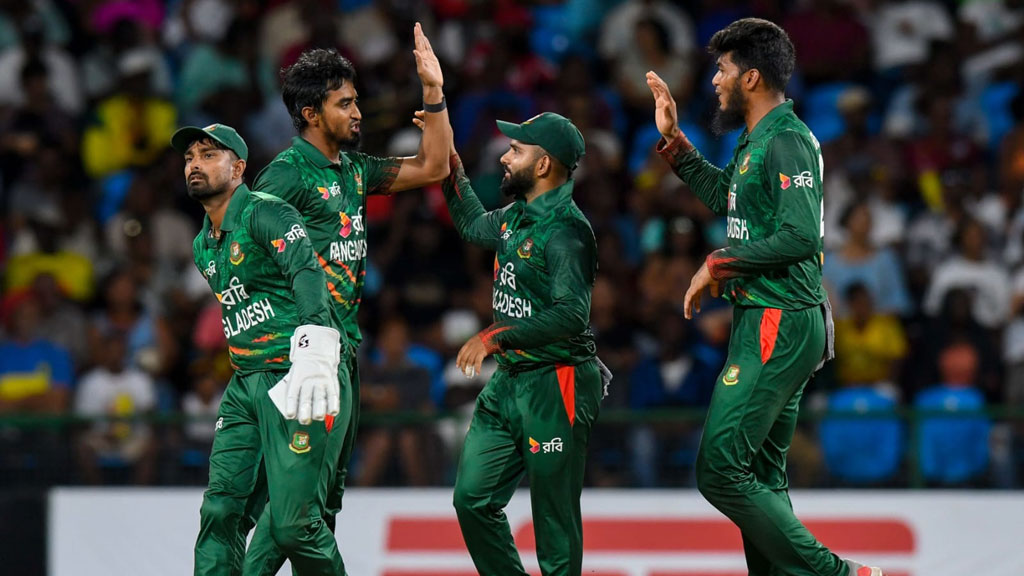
[636,17,671,55]
[20,56,47,83]
[843,281,870,303]
[280,49,357,132]
[708,18,795,94]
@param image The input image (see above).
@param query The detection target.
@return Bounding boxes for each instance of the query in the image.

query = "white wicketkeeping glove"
[285,324,342,425]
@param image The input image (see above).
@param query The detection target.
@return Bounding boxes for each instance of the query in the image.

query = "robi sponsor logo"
[338,207,365,238]
[330,207,368,261]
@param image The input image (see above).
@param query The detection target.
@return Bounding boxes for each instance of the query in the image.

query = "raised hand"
[412,110,456,154]
[647,71,681,141]
[413,22,443,89]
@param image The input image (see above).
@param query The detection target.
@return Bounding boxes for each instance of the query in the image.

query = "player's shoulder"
[765,124,818,156]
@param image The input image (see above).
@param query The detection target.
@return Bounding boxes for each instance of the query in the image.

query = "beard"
[186,174,223,201]
[338,132,361,151]
[499,165,535,199]
[711,84,747,136]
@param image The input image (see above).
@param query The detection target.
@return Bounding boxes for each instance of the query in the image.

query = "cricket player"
[177,124,350,576]
[242,23,451,575]
[647,18,883,576]
[441,112,605,576]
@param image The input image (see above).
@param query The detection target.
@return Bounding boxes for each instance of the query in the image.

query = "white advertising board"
[49,489,1024,576]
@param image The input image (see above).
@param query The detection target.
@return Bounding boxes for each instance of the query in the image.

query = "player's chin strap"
[815,297,835,373]
[596,357,613,399]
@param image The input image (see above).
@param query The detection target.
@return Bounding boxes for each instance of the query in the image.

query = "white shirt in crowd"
[924,256,1012,328]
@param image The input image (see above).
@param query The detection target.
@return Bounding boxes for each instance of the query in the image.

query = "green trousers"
[453,359,603,576]
[193,365,352,576]
[695,305,844,576]
[242,355,360,576]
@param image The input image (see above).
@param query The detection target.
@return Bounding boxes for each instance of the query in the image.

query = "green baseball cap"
[496,112,585,170]
[171,123,249,161]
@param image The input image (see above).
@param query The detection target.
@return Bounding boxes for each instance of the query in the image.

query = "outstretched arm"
[388,22,452,192]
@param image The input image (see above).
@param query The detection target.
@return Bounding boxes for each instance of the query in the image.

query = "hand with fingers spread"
[682,262,721,320]
[646,71,683,142]
[413,22,443,89]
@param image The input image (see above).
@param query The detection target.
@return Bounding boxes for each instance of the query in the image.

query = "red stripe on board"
[387,517,914,554]
[512,518,914,553]
[386,518,465,552]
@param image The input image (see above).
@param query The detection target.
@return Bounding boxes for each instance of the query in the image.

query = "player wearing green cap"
[173,124,350,576]
[241,23,451,576]
[648,18,883,576]
[432,111,607,576]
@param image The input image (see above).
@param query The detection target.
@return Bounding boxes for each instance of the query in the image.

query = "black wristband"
[423,97,446,113]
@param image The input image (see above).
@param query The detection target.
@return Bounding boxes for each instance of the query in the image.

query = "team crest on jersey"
[271,239,286,253]
[229,242,245,265]
[739,152,751,174]
[517,238,533,259]
[289,431,311,454]
[779,173,791,190]
[723,364,740,386]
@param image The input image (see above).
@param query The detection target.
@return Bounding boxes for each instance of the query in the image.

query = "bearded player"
[648,18,883,576]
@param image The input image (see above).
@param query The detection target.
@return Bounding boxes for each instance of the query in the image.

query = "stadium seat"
[915,386,991,485]
[819,387,904,484]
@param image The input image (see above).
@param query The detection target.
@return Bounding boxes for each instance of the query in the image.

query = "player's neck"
[201,186,237,236]
[745,93,786,133]
[524,177,566,204]
[303,130,342,164]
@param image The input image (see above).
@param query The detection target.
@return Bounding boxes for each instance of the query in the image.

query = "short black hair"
[708,18,795,94]
[280,49,357,132]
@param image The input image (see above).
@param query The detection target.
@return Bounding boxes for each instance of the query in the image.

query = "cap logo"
[203,123,220,131]
[522,114,543,125]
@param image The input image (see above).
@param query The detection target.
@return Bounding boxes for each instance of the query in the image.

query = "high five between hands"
[647,71,719,320]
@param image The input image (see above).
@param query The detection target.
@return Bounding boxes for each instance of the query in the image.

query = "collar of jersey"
[740,99,794,145]
[519,179,574,222]
[292,136,353,170]
[203,183,251,236]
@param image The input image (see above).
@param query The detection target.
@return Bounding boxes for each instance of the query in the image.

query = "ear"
[232,158,247,180]
[744,68,761,92]
[536,154,552,179]
[301,106,319,128]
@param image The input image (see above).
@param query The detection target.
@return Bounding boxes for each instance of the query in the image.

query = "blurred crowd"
[2,0,1024,489]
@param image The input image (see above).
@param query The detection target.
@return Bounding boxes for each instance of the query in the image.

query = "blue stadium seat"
[819,387,904,484]
[915,386,991,485]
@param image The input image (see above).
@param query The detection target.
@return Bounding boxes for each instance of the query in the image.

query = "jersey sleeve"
[706,131,822,280]
[441,154,507,251]
[254,161,309,211]
[353,152,402,196]
[483,225,595,351]
[657,133,733,216]
[249,199,331,327]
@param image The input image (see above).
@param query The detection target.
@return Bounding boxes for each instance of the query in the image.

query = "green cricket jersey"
[659,100,826,310]
[254,137,401,344]
[442,154,597,368]
[192,184,331,373]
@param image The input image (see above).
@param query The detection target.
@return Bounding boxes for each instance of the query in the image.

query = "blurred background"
[3,0,1024,572]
